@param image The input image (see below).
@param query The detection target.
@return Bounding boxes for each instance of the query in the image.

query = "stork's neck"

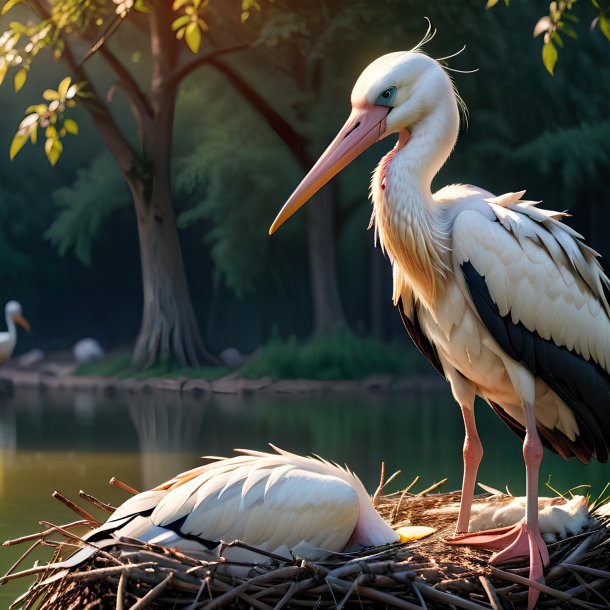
[4,310,16,349]
[370,107,458,309]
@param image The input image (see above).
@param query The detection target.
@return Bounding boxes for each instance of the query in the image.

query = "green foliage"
[46,153,130,265]
[489,0,610,74]
[241,332,420,380]
[174,87,300,297]
[74,351,228,379]
[10,76,85,165]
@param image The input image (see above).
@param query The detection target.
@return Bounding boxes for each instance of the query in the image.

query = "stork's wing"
[452,195,610,463]
[396,296,444,377]
[152,462,361,556]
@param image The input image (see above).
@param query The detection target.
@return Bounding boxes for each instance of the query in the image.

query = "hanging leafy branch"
[486,0,610,75]
[10,76,86,165]
[1,0,268,167]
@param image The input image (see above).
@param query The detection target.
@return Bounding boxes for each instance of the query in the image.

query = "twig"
[3,520,95,546]
[417,478,448,496]
[325,575,423,609]
[479,575,502,610]
[373,462,386,507]
[128,572,173,610]
[109,477,140,495]
[116,569,127,610]
[79,490,117,514]
[415,582,489,610]
[52,490,98,523]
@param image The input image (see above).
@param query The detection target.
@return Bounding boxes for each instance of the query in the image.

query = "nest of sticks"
[2,473,610,610]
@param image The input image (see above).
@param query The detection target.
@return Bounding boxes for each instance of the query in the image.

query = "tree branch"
[98,46,154,122]
[171,43,250,87]
[207,56,311,170]
[29,0,144,210]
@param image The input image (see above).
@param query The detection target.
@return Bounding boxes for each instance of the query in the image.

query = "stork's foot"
[448,520,549,610]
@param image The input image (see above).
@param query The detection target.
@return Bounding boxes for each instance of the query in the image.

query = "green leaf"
[43,88,59,101]
[9,131,27,160]
[552,32,564,47]
[45,136,62,166]
[13,67,26,92]
[25,103,47,114]
[171,14,190,30]
[184,21,201,53]
[600,15,610,41]
[0,59,8,87]
[542,41,558,75]
[1,0,23,15]
[485,0,500,8]
[57,76,71,99]
[63,118,78,135]
[172,0,190,9]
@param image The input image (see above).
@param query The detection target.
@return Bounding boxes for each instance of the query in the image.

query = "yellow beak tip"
[395,525,436,543]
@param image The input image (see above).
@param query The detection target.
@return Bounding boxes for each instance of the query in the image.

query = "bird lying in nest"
[430,486,591,543]
[64,446,430,569]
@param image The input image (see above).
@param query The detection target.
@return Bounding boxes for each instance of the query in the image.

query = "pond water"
[0,385,608,604]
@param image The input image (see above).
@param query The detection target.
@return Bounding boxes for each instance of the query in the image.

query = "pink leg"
[449,400,549,610]
[456,404,483,534]
[492,400,549,610]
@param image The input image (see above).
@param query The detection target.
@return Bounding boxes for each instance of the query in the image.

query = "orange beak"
[13,313,30,333]
[269,105,390,235]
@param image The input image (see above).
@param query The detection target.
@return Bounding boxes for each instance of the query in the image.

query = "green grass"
[73,334,420,381]
[74,352,228,380]
[241,332,420,380]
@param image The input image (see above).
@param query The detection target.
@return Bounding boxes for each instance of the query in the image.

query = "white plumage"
[0,300,30,365]
[270,46,610,609]
[85,446,400,564]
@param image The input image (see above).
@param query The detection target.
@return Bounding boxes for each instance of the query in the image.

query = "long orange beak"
[269,105,390,235]
[13,313,30,333]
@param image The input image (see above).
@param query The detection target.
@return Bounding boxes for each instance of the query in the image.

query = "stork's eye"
[375,86,397,107]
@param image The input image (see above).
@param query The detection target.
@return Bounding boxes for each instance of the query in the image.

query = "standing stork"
[269,47,610,608]
[0,301,30,365]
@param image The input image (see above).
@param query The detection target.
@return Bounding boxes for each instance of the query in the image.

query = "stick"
[3,520,95,546]
[79,490,117,514]
[479,576,502,610]
[109,477,140,495]
[417,478,448,496]
[116,569,128,610]
[128,572,173,610]
[52,490,98,523]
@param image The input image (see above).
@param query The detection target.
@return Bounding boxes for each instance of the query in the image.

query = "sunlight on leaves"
[10,77,86,165]
[600,15,610,41]
[1,0,22,15]
[12,65,25,91]
[542,40,558,74]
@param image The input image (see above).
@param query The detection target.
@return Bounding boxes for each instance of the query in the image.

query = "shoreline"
[0,365,447,396]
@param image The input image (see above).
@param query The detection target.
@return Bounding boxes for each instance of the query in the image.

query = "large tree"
[0,0,259,368]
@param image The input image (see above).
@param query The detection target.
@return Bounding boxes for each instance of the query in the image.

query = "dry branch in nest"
[2,479,610,609]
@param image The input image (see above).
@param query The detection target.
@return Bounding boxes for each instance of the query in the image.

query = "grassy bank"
[74,333,422,381]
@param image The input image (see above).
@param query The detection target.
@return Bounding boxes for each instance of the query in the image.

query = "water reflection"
[1,385,609,596]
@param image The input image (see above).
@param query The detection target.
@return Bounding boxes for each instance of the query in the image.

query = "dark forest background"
[0,0,608,367]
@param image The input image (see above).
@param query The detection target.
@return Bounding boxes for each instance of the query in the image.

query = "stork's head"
[5,300,30,332]
[269,51,460,234]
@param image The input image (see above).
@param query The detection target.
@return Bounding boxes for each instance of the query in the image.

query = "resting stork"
[79,446,416,564]
[269,47,610,609]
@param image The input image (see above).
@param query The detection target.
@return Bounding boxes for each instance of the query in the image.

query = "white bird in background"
[83,446,416,564]
[269,40,610,609]
[0,300,30,365]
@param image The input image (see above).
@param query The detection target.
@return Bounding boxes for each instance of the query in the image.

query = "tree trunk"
[308,185,346,335]
[129,0,211,368]
[131,185,208,368]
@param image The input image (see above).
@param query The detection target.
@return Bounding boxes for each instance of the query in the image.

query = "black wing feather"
[462,260,610,464]
[396,296,444,377]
